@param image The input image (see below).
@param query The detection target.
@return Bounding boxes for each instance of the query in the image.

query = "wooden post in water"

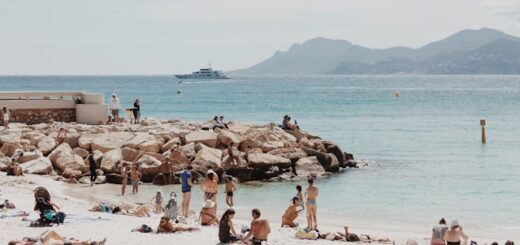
[480,119,486,144]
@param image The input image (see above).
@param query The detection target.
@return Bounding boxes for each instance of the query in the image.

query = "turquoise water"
[2,75,520,236]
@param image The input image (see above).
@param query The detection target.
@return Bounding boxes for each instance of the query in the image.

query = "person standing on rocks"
[180,165,193,218]
[2,107,10,130]
[305,178,319,230]
[109,93,121,123]
[88,154,97,187]
[133,99,141,124]
[120,163,128,195]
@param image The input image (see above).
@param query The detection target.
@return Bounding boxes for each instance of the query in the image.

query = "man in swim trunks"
[180,165,193,218]
[282,197,302,227]
[243,209,271,245]
[129,166,142,194]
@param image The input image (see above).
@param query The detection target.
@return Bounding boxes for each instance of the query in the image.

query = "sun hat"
[202,200,215,209]
[450,219,460,227]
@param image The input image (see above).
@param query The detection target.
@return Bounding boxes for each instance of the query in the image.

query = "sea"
[2,75,519,239]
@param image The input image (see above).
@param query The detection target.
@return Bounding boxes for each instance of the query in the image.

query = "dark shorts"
[252,238,267,245]
[220,235,240,243]
[226,191,233,197]
[182,189,191,194]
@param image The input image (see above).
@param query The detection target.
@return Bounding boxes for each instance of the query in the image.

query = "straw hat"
[202,200,215,209]
[450,219,460,228]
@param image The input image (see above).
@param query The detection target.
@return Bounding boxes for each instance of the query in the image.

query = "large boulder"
[267,148,307,161]
[23,131,45,145]
[181,142,196,159]
[135,155,162,176]
[62,135,80,149]
[323,141,345,164]
[20,157,53,175]
[38,136,57,155]
[101,149,123,174]
[138,140,161,153]
[78,134,96,150]
[91,132,135,153]
[217,130,242,146]
[123,133,155,150]
[247,152,291,169]
[185,131,218,148]
[72,147,89,159]
[56,153,86,173]
[303,147,332,169]
[0,143,21,157]
[18,151,41,163]
[161,138,181,152]
[0,156,11,172]
[0,133,21,145]
[326,153,340,172]
[192,143,222,170]
[48,143,73,164]
[122,147,142,162]
[295,156,325,178]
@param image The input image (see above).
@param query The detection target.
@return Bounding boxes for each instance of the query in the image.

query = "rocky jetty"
[0,119,358,185]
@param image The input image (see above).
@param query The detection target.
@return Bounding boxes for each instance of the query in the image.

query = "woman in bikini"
[305,178,318,230]
[201,172,218,222]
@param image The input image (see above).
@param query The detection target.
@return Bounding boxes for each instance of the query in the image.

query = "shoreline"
[1,175,515,244]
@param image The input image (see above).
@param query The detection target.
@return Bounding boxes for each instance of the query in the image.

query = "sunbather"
[157,216,199,233]
[8,229,106,245]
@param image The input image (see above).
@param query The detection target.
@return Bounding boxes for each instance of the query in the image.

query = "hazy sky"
[1,0,520,75]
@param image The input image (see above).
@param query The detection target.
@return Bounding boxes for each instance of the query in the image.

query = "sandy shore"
[0,175,508,245]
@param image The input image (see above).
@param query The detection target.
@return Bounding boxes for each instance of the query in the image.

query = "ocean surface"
[2,75,520,238]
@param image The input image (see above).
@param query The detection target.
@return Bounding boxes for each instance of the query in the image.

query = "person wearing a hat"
[109,93,121,123]
[444,220,469,245]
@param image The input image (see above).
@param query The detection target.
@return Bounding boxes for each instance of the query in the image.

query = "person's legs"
[121,179,126,196]
[185,191,191,218]
[226,195,231,207]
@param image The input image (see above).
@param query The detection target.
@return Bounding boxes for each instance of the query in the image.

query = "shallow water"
[2,75,520,238]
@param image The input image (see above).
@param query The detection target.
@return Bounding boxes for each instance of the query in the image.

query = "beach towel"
[164,192,178,220]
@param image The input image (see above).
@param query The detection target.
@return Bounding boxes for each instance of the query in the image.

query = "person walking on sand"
[120,163,128,195]
[305,178,318,230]
[444,220,469,245]
[431,218,449,245]
[129,166,142,194]
[150,191,164,214]
[88,154,97,186]
[225,176,236,207]
[242,209,271,245]
[3,107,10,130]
[133,99,141,124]
[109,93,121,123]
[180,165,193,218]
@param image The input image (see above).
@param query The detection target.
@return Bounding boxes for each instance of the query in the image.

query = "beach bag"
[164,192,178,220]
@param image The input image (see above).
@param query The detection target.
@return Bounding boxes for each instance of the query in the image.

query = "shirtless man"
[243,209,271,245]
[282,197,302,227]
[129,166,142,194]
[120,163,128,195]
[305,178,319,230]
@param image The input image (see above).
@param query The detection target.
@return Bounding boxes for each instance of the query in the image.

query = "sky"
[1,0,520,75]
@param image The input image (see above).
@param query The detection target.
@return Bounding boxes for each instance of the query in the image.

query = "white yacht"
[175,65,229,79]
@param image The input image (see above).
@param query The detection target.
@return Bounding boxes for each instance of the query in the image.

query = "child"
[129,166,142,194]
[151,191,164,214]
[225,177,236,207]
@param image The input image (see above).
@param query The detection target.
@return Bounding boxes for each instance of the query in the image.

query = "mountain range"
[234,28,520,74]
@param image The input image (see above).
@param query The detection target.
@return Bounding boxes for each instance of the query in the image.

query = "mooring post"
[480,119,486,144]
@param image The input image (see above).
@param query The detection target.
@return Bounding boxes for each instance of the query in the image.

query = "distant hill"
[234,28,520,74]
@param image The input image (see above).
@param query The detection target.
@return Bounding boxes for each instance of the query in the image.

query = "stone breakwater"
[0,119,358,185]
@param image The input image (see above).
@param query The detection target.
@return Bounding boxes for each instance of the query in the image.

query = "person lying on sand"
[157,216,199,233]
[318,226,393,243]
[282,197,302,228]
[116,204,151,217]
[1,199,16,209]
[8,229,106,245]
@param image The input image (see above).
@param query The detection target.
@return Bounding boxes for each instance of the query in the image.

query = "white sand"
[0,175,509,245]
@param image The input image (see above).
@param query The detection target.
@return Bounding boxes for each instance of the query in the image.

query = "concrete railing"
[0,91,108,125]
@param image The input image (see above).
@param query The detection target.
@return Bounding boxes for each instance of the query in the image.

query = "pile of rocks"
[0,119,358,185]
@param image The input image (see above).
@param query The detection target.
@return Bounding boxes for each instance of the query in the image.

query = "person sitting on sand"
[282,197,302,228]
[201,171,218,221]
[8,230,106,245]
[242,209,271,245]
[129,165,142,194]
[219,209,240,243]
[33,187,65,226]
[157,216,199,233]
[7,160,23,176]
[444,220,468,245]
[150,191,164,214]
[431,218,449,245]
[225,176,236,207]
[199,200,219,226]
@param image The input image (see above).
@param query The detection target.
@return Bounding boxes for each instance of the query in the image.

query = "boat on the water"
[175,66,229,79]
